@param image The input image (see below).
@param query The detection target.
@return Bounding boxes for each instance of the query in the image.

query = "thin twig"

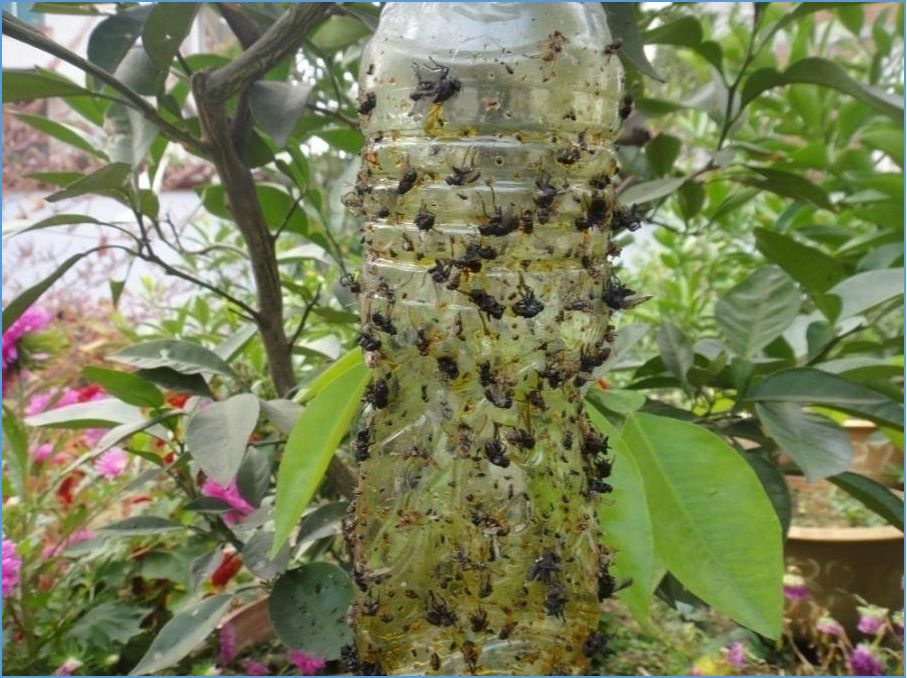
[289,283,323,349]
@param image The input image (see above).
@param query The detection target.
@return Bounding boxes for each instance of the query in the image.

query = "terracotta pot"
[785,476,904,633]
[219,596,275,656]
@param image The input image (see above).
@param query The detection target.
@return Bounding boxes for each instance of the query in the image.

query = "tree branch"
[1,11,204,156]
[215,2,268,49]
[205,2,333,102]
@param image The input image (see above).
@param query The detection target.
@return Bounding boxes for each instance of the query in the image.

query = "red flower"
[75,384,105,402]
[56,472,84,507]
[211,552,242,588]
[167,393,190,408]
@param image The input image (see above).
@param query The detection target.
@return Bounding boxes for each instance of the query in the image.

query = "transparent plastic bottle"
[344,3,624,675]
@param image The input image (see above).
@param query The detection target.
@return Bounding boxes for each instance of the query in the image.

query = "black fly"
[410,58,461,104]
[468,290,504,319]
[424,591,457,626]
[365,378,389,409]
[415,208,436,231]
[357,91,377,115]
[512,288,544,318]
[397,167,418,194]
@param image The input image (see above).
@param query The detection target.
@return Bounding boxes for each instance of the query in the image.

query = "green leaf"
[242,530,290,579]
[742,454,792,536]
[645,134,682,176]
[715,266,801,358]
[135,367,212,398]
[741,57,903,122]
[313,128,364,154]
[861,126,904,168]
[296,501,349,546]
[25,398,144,430]
[214,324,258,362]
[46,163,131,203]
[13,112,106,158]
[2,250,99,331]
[130,594,233,675]
[272,359,368,556]
[755,228,847,294]
[297,348,364,403]
[236,446,271,508]
[641,16,722,72]
[68,602,148,649]
[588,407,655,623]
[676,180,706,219]
[82,366,164,409]
[756,402,852,482]
[142,2,199,69]
[2,213,104,240]
[586,389,646,416]
[2,69,92,102]
[737,166,832,210]
[622,413,783,638]
[267,563,354,659]
[260,399,303,435]
[249,81,314,148]
[201,184,311,238]
[745,368,904,428]
[828,472,904,531]
[87,5,151,75]
[619,176,687,205]
[102,516,184,536]
[110,340,236,378]
[655,322,693,383]
[310,14,372,52]
[601,3,663,82]
[825,268,903,321]
[185,394,260,486]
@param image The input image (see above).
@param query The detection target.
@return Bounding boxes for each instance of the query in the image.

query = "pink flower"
[2,307,51,371]
[242,659,268,676]
[218,623,237,666]
[42,529,96,559]
[857,605,888,636]
[725,642,746,670]
[52,657,82,676]
[30,442,53,462]
[93,448,128,479]
[201,479,254,525]
[288,650,325,676]
[816,615,845,637]
[783,572,809,601]
[2,536,22,597]
[849,644,884,676]
[82,428,106,448]
[25,391,55,415]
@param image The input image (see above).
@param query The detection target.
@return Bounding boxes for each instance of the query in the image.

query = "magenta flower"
[2,307,51,370]
[849,644,884,676]
[201,479,254,525]
[816,615,845,637]
[288,650,325,675]
[30,442,53,462]
[42,529,97,559]
[218,623,237,666]
[2,536,22,597]
[243,659,269,676]
[725,642,746,670]
[783,572,809,601]
[857,605,888,636]
[52,658,82,676]
[93,448,128,479]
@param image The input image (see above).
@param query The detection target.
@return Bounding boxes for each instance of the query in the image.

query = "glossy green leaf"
[588,407,655,623]
[715,266,801,358]
[645,134,682,176]
[215,324,258,362]
[249,81,314,148]
[619,176,686,205]
[13,112,106,158]
[738,166,832,210]
[130,594,233,675]
[297,348,364,403]
[745,368,904,428]
[260,399,303,435]
[82,366,164,409]
[296,501,349,546]
[268,563,354,659]
[25,399,144,430]
[622,413,783,638]
[2,213,104,240]
[310,14,372,52]
[185,394,260,487]
[102,516,184,536]
[272,359,368,556]
[242,530,290,579]
[2,69,92,102]
[602,3,663,82]
[826,268,903,321]
[642,16,722,72]
[741,57,903,122]
[134,367,212,398]
[142,2,199,69]
[46,163,131,203]
[87,5,151,75]
[755,228,847,294]
[756,402,852,482]
[828,472,904,531]
[111,340,236,378]
[586,389,646,416]
[236,446,271,508]
[655,322,693,383]
[742,454,792,536]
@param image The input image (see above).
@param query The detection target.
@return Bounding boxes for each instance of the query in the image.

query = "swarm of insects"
[346,4,631,675]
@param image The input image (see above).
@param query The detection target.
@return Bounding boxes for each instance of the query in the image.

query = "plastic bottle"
[343,3,625,674]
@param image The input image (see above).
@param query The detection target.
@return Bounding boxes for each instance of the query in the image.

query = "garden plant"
[1,2,904,676]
